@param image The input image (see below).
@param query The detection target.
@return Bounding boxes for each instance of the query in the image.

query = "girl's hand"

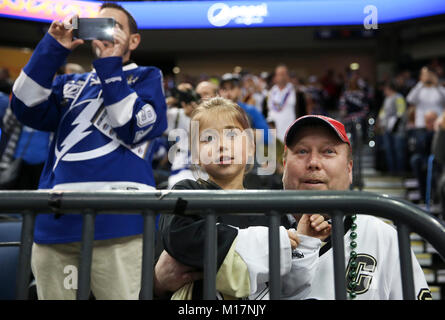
[287,229,300,250]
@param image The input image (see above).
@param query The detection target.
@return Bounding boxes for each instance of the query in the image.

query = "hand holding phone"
[92,27,129,59]
[48,16,84,50]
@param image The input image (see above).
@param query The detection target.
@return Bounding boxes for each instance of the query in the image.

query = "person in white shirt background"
[267,64,297,143]
[407,66,445,129]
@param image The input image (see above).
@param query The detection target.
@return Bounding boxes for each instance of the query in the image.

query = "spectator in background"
[64,62,85,74]
[240,74,257,106]
[410,111,439,203]
[0,107,51,190]
[320,69,339,112]
[407,66,445,129]
[267,64,297,143]
[195,80,217,101]
[432,112,445,218]
[0,90,8,118]
[241,74,265,115]
[0,68,50,190]
[430,58,444,84]
[258,71,271,118]
[166,84,201,188]
[339,73,369,145]
[378,81,407,174]
[305,75,326,116]
[219,73,269,145]
[241,74,264,113]
[339,73,369,123]
[0,92,11,168]
[394,70,416,97]
[290,76,309,119]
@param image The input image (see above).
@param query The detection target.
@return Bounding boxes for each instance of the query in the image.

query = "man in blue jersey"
[11,2,167,299]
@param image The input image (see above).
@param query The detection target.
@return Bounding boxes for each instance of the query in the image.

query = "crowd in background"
[151,59,445,216]
[1,58,445,216]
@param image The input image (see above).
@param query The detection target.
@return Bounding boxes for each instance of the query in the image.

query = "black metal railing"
[1,190,445,300]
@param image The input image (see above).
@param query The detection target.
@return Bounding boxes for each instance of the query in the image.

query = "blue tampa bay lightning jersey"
[11,33,167,244]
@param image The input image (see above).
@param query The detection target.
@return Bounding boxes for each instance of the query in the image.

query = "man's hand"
[295,214,331,241]
[48,16,84,50]
[154,250,203,298]
[287,229,300,250]
[92,26,128,59]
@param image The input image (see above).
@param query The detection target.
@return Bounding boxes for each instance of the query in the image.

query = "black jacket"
[158,178,292,299]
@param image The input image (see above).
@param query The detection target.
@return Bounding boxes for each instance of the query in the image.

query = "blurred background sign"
[1,0,445,29]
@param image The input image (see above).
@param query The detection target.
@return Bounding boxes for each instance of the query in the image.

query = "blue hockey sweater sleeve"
[11,33,70,132]
[93,57,167,145]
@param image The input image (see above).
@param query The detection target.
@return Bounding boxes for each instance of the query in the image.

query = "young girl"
[159,97,331,300]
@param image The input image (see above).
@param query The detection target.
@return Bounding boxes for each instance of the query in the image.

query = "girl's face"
[196,112,254,184]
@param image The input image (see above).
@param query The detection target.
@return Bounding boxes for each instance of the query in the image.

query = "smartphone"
[72,17,116,41]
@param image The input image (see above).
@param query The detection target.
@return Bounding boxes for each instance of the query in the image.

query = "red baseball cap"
[284,115,351,147]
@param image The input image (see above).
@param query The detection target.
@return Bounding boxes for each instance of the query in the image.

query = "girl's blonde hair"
[189,97,255,180]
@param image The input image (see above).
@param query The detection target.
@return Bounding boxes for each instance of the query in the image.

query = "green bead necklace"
[347,214,358,300]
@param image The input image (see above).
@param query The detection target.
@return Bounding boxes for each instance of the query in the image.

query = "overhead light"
[350,63,360,71]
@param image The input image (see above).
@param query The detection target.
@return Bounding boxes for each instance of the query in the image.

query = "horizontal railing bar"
[0,190,444,261]
[0,242,21,247]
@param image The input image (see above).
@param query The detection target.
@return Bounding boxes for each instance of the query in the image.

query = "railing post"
[77,210,96,300]
[140,210,156,300]
[203,209,217,300]
[16,210,35,300]
[397,223,415,300]
[268,210,281,300]
[331,210,347,300]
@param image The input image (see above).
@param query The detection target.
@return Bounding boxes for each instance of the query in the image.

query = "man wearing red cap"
[282,115,431,299]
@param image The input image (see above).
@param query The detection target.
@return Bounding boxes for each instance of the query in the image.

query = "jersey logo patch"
[345,253,377,295]
[105,76,122,84]
[127,74,139,85]
[417,288,433,300]
[63,81,84,100]
[136,104,156,128]
[54,98,119,171]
